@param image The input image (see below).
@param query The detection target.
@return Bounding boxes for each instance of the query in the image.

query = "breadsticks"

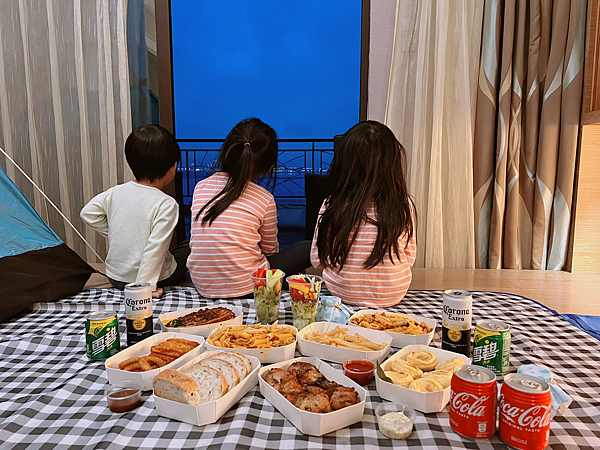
[303,326,387,351]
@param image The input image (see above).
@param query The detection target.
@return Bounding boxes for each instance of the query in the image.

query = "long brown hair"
[316,121,415,270]
[194,118,278,225]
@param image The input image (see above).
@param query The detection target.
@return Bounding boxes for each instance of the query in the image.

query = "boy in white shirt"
[81,125,188,298]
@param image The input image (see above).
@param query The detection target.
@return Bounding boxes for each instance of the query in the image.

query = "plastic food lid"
[517,364,553,383]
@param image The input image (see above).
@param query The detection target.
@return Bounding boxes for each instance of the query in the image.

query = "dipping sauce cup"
[343,359,375,385]
[106,381,143,413]
[375,403,417,439]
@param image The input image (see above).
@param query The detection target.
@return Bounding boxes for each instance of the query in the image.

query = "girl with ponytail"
[188,118,311,298]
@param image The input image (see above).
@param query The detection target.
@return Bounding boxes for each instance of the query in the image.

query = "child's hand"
[152,288,164,299]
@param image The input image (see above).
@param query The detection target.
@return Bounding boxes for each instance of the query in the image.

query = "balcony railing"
[178,138,334,205]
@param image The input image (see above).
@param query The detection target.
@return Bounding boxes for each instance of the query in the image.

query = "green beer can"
[473,319,510,374]
[86,311,120,360]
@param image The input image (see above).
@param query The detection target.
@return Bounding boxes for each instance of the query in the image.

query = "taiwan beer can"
[450,365,498,439]
[124,282,153,346]
[85,311,120,360]
[473,319,511,374]
[499,374,552,450]
[442,289,473,357]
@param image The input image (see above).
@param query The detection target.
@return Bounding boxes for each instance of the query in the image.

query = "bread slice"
[184,365,227,403]
[198,358,239,393]
[210,352,250,380]
[153,369,200,405]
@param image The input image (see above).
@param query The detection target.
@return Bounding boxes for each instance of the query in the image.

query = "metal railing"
[177,138,334,205]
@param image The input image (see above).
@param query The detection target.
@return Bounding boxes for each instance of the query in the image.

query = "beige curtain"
[0,0,132,263]
[385,0,484,268]
[473,0,586,270]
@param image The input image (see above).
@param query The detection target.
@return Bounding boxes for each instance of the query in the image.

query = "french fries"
[303,326,387,351]
[207,322,296,349]
[349,312,433,335]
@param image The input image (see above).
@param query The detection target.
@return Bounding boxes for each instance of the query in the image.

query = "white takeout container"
[206,324,297,363]
[105,332,205,390]
[376,344,470,413]
[159,305,243,337]
[153,350,261,427]
[348,309,436,348]
[297,321,392,364]
[259,357,366,436]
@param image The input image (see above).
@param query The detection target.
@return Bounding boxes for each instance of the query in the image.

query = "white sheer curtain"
[385,0,483,268]
[0,0,132,262]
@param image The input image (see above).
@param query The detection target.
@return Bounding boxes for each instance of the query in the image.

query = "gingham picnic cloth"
[0,287,599,450]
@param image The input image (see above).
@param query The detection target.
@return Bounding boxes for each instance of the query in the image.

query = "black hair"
[125,125,181,182]
[194,118,278,225]
[317,120,416,270]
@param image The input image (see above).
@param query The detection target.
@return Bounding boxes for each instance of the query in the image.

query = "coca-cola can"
[499,373,552,450]
[450,365,498,439]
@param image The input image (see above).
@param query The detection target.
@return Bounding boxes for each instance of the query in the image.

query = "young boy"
[81,125,188,298]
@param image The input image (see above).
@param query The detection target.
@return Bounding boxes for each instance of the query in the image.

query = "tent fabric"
[0,167,62,258]
[0,166,94,322]
[561,314,600,342]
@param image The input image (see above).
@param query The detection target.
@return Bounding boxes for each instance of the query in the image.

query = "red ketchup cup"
[343,359,375,385]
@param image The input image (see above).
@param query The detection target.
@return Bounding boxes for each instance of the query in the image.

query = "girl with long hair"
[188,118,311,298]
[311,120,416,307]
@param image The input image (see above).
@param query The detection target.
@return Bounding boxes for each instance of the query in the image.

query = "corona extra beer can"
[124,282,153,345]
[450,365,498,439]
[473,319,511,374]
[85,311,120,359]
[442,289,472,356]
[499,374,552,450]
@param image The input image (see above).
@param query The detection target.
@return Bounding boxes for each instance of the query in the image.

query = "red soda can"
[449,365,498,439]
[499,373,552,450]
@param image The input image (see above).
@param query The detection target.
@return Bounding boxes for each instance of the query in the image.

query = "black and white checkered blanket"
[0,287,599,449]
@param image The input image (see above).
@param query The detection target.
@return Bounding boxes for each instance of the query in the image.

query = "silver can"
[442,289,473,357]
[124,282,153,346]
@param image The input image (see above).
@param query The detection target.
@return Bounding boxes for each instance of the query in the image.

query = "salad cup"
[252,268,285,324]
[287,274,323,330]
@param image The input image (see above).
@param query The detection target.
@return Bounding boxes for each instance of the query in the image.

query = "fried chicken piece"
[305,385,326,395]
[329,386,359,410]
[318,379,340,391]
[287,362,325,386]
[292,392,332,413]
[264,368,304,400]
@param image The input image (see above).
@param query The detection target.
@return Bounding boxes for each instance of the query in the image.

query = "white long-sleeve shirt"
[80,181,178,290]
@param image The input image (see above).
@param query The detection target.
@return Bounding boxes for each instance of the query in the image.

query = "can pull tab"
[521,378,542,390]
[467,367,483,381]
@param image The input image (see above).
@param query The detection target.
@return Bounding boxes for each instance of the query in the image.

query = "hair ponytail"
[194,118,278,225]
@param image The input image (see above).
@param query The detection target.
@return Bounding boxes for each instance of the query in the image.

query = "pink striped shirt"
[188,172,279,297]
[311,202,416,307]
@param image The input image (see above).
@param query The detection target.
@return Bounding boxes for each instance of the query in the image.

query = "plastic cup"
[105,381,143,413]
[375,403,416,439]
[287,274,323,330]
[251,269,285,324]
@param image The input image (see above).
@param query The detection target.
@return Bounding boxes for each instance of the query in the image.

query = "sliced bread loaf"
[198,358,239,393]
[184,365,227,403]
[210,352,250,379]
[153,369,200,405]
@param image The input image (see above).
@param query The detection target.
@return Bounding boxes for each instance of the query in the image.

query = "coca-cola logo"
[451,391,488,417]
[500,394,551,428]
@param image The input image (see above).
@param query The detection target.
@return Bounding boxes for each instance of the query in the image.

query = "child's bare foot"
[152,288,164,298]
